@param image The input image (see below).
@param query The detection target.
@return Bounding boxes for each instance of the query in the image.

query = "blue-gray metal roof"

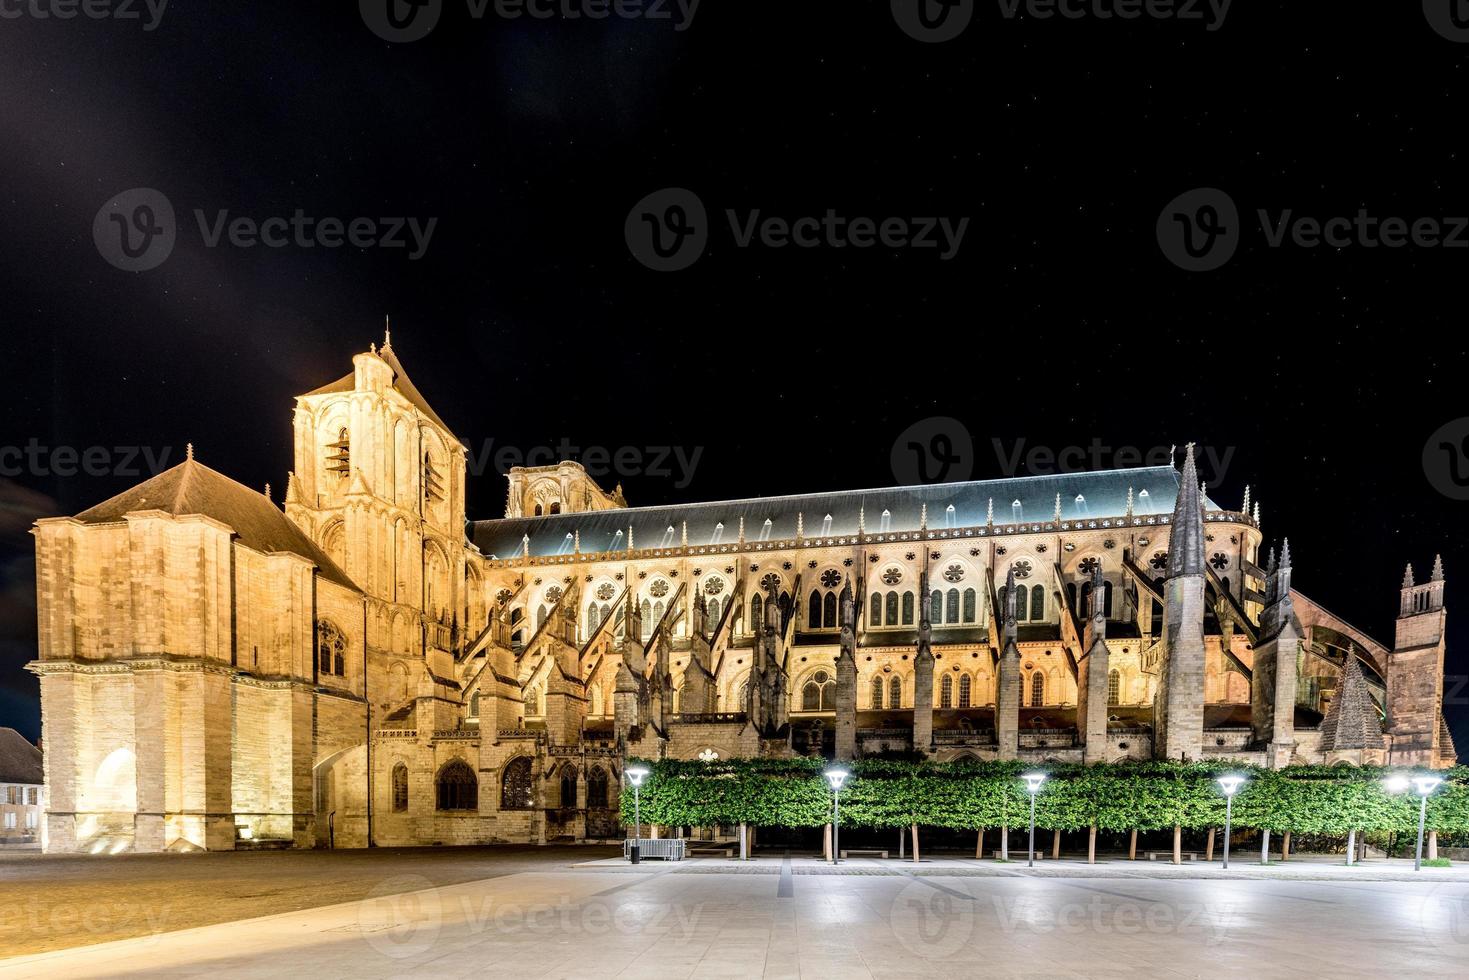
[472,465,1215,560]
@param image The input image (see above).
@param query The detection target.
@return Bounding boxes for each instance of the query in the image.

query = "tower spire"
[1402,562,1416,589]
[1167,442,1204,578]
[1431,554,1445,582]
[383,315,392,352]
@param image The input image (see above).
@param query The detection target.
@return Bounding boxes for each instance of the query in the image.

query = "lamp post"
[1385,774,1442,871]
[1215,775,1245,870]
[1022,773,1047,868]
[825,769,849,865]
[625,765,649,865]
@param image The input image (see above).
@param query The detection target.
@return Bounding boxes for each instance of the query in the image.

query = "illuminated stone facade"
[28,336,1457,852]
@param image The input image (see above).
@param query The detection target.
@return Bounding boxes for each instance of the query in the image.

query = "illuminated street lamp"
[1022,773,1047,868]
[625,765,650,865]
[1385,774,1443,871]
[1215,775,1246,870]
[825,769,849,865]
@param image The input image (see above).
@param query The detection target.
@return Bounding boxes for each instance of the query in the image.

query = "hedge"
[619,758,1469,835]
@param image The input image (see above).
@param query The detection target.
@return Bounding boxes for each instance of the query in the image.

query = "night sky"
[1,2,1467,752]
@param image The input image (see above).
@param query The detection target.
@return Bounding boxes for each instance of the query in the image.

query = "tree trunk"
[899,827,905,859]
[823,823,832,861]
[1002,823,1010,861]
[1261,829,1270,864]
[1129,829,1137,860]
[1281,830,1291,862]
[976,828,985,859]
[1205,828,1215,863]
[1052,828,1061,860]
[1429,830,1439,861]
[1172,824,1182,865]
[911,823,921,864]
[1088,824,1097,864]
[1345,828,1356,866]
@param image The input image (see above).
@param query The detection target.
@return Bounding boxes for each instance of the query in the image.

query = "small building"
[0,728,44,846]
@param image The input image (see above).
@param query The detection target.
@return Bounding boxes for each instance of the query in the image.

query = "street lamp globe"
[1412,776,1443,797]
[824,769,849,792]
[625,765,650,788]
[1022,773,1047,794]
[1383,775,1411,795]
[1216,775,1246,797]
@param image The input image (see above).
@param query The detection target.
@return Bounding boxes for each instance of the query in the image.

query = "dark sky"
[1,2,1467,751]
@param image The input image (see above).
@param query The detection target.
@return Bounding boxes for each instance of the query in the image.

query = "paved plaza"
[1,849,1467,978]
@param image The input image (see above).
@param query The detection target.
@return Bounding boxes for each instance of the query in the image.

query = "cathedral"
[27,335,1457,853]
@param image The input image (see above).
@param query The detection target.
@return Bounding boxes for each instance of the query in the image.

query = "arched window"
[317,620,346,677]
[1081,581,1095,617]
[1030,585,1045,621]
[587,602,602,634]
[549,502,561,515]
[1108,669,1121,705]
[468,690,480,719]
[559,765,578,809]
[958,674,972,708]
[823,591,837,628]
[930,589,943,623]
[586,767,609,808]
[708,596,722,624]
[901,591,915,625]
[870,592,882,625]
[499,757,533,811]
[1065,583,1078,619]
[1103,581,1114,617]
[538,604,549,630]
[534,503,543,516]
[391,763,408,812]
[1030,672,1045,707]
[886,591,899,625]
[436,759,478,811]
[940,674,954,708]
[963,589,976,623]
[809,590,823,628]
[751,593,764,631]
[889,675,902,708]
[801,670,836,711]
[871,676,884,709]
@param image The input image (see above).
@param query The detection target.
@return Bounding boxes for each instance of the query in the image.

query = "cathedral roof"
[472,464,1217,560]
[305,343,457,439]
[0,728,42,785]
[71,457,358,591]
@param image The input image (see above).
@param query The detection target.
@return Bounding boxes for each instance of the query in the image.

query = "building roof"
[1319,655,1385,751]
[471,464,1216,560]
[304,341,456,438]
[0,728,42,785]
[72,456,358,591]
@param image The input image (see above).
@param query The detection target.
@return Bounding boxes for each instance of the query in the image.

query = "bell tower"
[1387,557,1448,766]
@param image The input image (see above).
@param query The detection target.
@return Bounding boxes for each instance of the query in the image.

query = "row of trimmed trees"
[619,759,1469,857]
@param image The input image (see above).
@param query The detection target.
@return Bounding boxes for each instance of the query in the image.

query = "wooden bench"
[839,849,889,859]
[1144,850,1201,861]
[689,846,735,857]
[993,850,1044,860]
